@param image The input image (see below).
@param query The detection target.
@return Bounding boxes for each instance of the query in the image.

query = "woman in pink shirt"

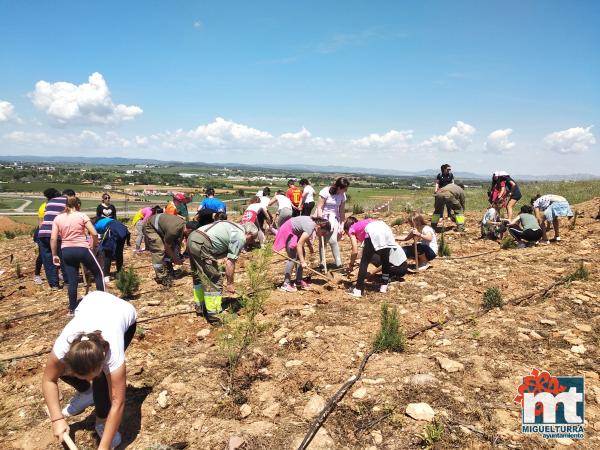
[51,197,105,314]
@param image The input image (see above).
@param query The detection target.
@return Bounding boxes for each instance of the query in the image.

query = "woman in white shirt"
[269,190,294,228]
[299,178,316,216]
[42,291,137,450]
[316,177,350,269]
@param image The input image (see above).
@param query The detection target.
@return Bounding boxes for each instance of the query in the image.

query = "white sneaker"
[95,422,122,449]
[349,288,362,298]
[104,276,111,283]
[379,284,389,293]
[555,236,561,242]
[34,275,43,285]
[417,263,430,271]
[62,388,94,417]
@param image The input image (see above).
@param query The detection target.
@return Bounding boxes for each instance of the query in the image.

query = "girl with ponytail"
[316,177,350,269]
[42,291,137,449]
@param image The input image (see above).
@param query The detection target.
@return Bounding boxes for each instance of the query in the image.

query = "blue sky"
[0,0,598,175]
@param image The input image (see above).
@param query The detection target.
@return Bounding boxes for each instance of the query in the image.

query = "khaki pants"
[143,220,173,283]
[433,192,464,228]
[188,231,223,319]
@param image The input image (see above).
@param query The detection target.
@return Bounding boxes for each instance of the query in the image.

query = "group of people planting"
[35,168,576,449]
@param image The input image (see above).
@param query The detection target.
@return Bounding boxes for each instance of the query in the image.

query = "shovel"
[274,251,335,282]
[44,406,79,450]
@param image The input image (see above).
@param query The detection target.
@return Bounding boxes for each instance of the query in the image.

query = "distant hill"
[0,154,598,181]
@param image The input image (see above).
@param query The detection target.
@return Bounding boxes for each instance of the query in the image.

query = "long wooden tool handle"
[320,236,328,273]
[44,406,79,450]
[80,263,89,294]
[274,251,331,282]
[413,239,419,269]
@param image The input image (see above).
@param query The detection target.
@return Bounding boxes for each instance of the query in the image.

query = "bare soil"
[1,199,599,449]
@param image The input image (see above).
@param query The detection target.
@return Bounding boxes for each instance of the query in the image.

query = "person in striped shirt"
[38,189,76,289]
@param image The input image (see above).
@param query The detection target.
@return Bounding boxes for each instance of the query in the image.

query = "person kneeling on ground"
[344,217,407,298]
[506,205,543,247]
[431,183,466,231]
[480,202,504,240]
[143,212,199,286]
[188,221,258,324]
[42,291,137,450]
[273,216,331,292]
[399,212,438,270]
[532,194,574,244]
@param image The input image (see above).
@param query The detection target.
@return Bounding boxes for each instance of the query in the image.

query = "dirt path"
[13,200,32,213]
[0,199,599,449]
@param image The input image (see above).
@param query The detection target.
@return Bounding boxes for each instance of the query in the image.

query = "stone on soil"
[352,387,368,399]
[157,390,169,409]
[436,356,464,373]
[302,394,326,419]
[228,435,244,450]
[240,403,252,418]
[406,402,435,421]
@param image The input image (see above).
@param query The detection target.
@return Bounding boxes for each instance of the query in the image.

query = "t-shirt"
[52,291,137,374]
[96,203,117,220]
[520,213,540,231]
[533,194,567,211]
[259,195,270,209]
[200,197,227,213]
[154,214,186,244]
[348,219,374,242]
[52,212,92,249]
[302,185,315,204]
[39,196,67,238]
[177,202,189,220]
[38,202,47,220]
[290,216,316,237]
[201,221,246,260]
[439,184,466,210]
[421,226,438,255]
[240,203,266,224]
[286,187,302,207]
[275,194,293,211]
[164,201,178,215]
[94,217,113,234]
[319,187,347,218]
[436,172,454,189]
[482,208,499,225]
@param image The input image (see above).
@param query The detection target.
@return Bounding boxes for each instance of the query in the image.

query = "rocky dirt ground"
[0,198,599,450]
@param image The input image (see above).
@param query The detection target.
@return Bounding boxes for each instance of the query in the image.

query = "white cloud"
[421,121,476,152]
[193,20,203,29]
[485,128,515,153]
[351,129,413,150]
[30,72,143,126]
[0,100,18,123]
[186,117,272,146]
[544,126,596,154]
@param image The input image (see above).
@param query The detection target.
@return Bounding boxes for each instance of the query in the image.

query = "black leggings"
[301,202,315,216]
[356,238,391,291]
[62,247,105,311]
[509,227,542,242]
[60,323,137,419]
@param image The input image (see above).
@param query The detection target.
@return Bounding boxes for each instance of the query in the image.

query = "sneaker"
[555,236,561,242]
[58,273,64,282]
[379,284,389,294]
[517,242,526,249]
[104,276,111,283]
[95,422,122,449]
[540,240,550,245]
[50,286,60,291]
[134,249,143,256]
[348,288,362,298]
[67,309,75,317]
[417,263,430,271]
[62,388,94,417]
[34,275,43,285]
[279,282,297,293]
[296,280,311,290]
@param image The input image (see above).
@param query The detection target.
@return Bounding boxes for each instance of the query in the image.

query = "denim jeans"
[38,236,65,287]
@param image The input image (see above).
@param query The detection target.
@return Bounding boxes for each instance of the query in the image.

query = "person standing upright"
[96,193,117,220]
[299,178,316,216]
[435,164,454,192]
[316,177,349,269]
[286,179,303,217]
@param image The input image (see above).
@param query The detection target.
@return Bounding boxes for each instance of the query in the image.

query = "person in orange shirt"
[165,193,186,216]
[286,179,303,217]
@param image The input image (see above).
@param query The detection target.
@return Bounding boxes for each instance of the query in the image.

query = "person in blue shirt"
[93,217,130,280]
[198,187,227,214]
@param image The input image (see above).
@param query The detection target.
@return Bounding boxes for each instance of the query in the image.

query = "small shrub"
[403,202,414,213]
[500,236,517,249]
[135,326,146,340]
[115,267,141,298]
[352,204,365,215]
[14,262,22,278]
[438,232,451,257]
[4,231,16,239]
[0,360,8,377]
[482,287,503,309]
[391,218,404,226]
[418,420,445,449]
[373,303,406,353]
[563,261,589,284]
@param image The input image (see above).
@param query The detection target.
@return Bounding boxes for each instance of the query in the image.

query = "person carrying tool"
[273,216,331,292]
[188,221,258,324]
[143,212,199,286]
[344,217,407,297]
[399,212,438,271]
[431,182,466,231]
[42,290,137,450]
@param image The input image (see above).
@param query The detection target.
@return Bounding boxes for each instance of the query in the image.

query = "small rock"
[362,378,385,385]
[228,436,245,450]
[292,427,334,449]
[262,402,280,419]
[518,333,530,341]
[436,357,464,373]
[571,345,586,354]
[302,394,326,419]
[564,336,583,345]
[147,300,161,306]
[273,327,290,340]
[416,281,429,288]
[575,324,592,333]
[556,437,574,446]
[406,402,435,421]
[540,319,557,326]
[196,328,210,339]
[157,390,169,409]
[352,387,368,399]
[571,299,583,305]
[371,430,383,444]
[240,404,252,418]
[278,338,288,346]
[593,421,600,432]
[285,359,303,368]
[305,331,316,338]
[435,339,451,346]
[315,326,324,332]
[529,331,543,340]
[407,373,438,386]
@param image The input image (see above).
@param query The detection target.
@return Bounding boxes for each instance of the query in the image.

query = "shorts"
[510,186,522,201]
[402,243,437,261]
[543,201,573,222]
